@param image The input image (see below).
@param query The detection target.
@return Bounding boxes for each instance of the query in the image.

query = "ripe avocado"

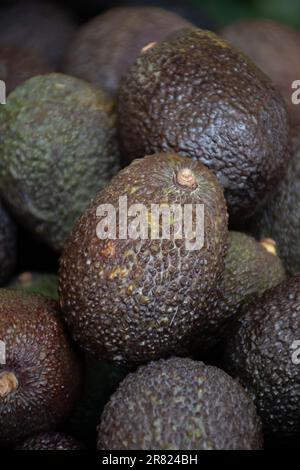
[0,44,53,95]
[63,7,192,97]
[191,232,285,355]
[97,357,263,450]
[0,201,16,286]
[219,232,286,323]
[118,28,289,221]
[0,289,82,446]
[250,130,300,275]
[16,432,85,450]
[59,153,228,365]
[0,1,77,66]
[10,272,58,300]
[224,276,300,443]
[0,73,120,252]
[221,19,300,127]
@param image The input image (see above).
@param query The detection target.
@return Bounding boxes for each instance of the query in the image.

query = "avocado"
[65,354,128,446]
[97,357,263,450]
[0,289,82,446]
[219,232,286,325]
[224,276,300,443]
[10,272,58,300]
[63,7,192,97]
[0,73,120,252]
[0,44,53,95]
[250,130,300,275]
[16,432,85,450]
[0,0,77,67]
[221,19,300,127]
[118,28,289,222]
[59,153,228,365]
[192,232,286,356]
[0,201,16,286]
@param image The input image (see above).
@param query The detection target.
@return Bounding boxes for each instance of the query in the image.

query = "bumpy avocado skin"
[224,277,300,442]
[220,231,286,320]
[221,19,300,127]
[63,7,192,97]
[192,231,286,354]
[59,153,228,365]
[0,44,53,94]
[118,28,289,221]
[251,131,300,275]
[16,432,85,450]
[0,73,120,252]
[97,357,263,450]
[10,272,58,300]
[0,289,83,446]
[0,201,16,285]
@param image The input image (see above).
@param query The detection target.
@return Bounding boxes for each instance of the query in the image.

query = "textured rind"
[118,28,289,220]
[251,131,300,275]
[0,201,16,285]
[192,231,286,352]
[16,432,85,450]
[220,231,286,319]
[97,357,263,450]
[225,277,300,440]
[0,1,76,66]
[221,19,300,126]
[0,289,82,446]
[59,153,228,365]
[0,73,120,251]
[63,7,192,97]
[0,44,53,94]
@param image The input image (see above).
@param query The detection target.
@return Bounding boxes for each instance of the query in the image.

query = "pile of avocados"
[0,0,300,452]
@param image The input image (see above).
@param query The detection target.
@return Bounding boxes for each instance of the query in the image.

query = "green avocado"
[63,7,192,97]
[219,231,286,324]
[224,276,300,444]
[118,27,289,222]
[59,153,228,366]
[9,272,58,300]
[0,201,16,286]
[0,289,83,447]
[191,231,285,355]
[97,357,263,450]
[0,73,120,252]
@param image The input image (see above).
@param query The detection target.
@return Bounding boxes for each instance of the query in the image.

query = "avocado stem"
[0,371,18,398]
[175,168,197,190]
[141,42,157,53]
[260,238,277,256]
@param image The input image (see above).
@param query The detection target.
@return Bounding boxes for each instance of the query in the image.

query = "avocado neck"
[0,371,18,398]
[175,168,197,190]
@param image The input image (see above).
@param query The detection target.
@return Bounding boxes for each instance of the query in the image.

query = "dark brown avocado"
[59,153,228,366]
[63,7,192,97]
[118,27,289,222]
[0,289,82,446]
